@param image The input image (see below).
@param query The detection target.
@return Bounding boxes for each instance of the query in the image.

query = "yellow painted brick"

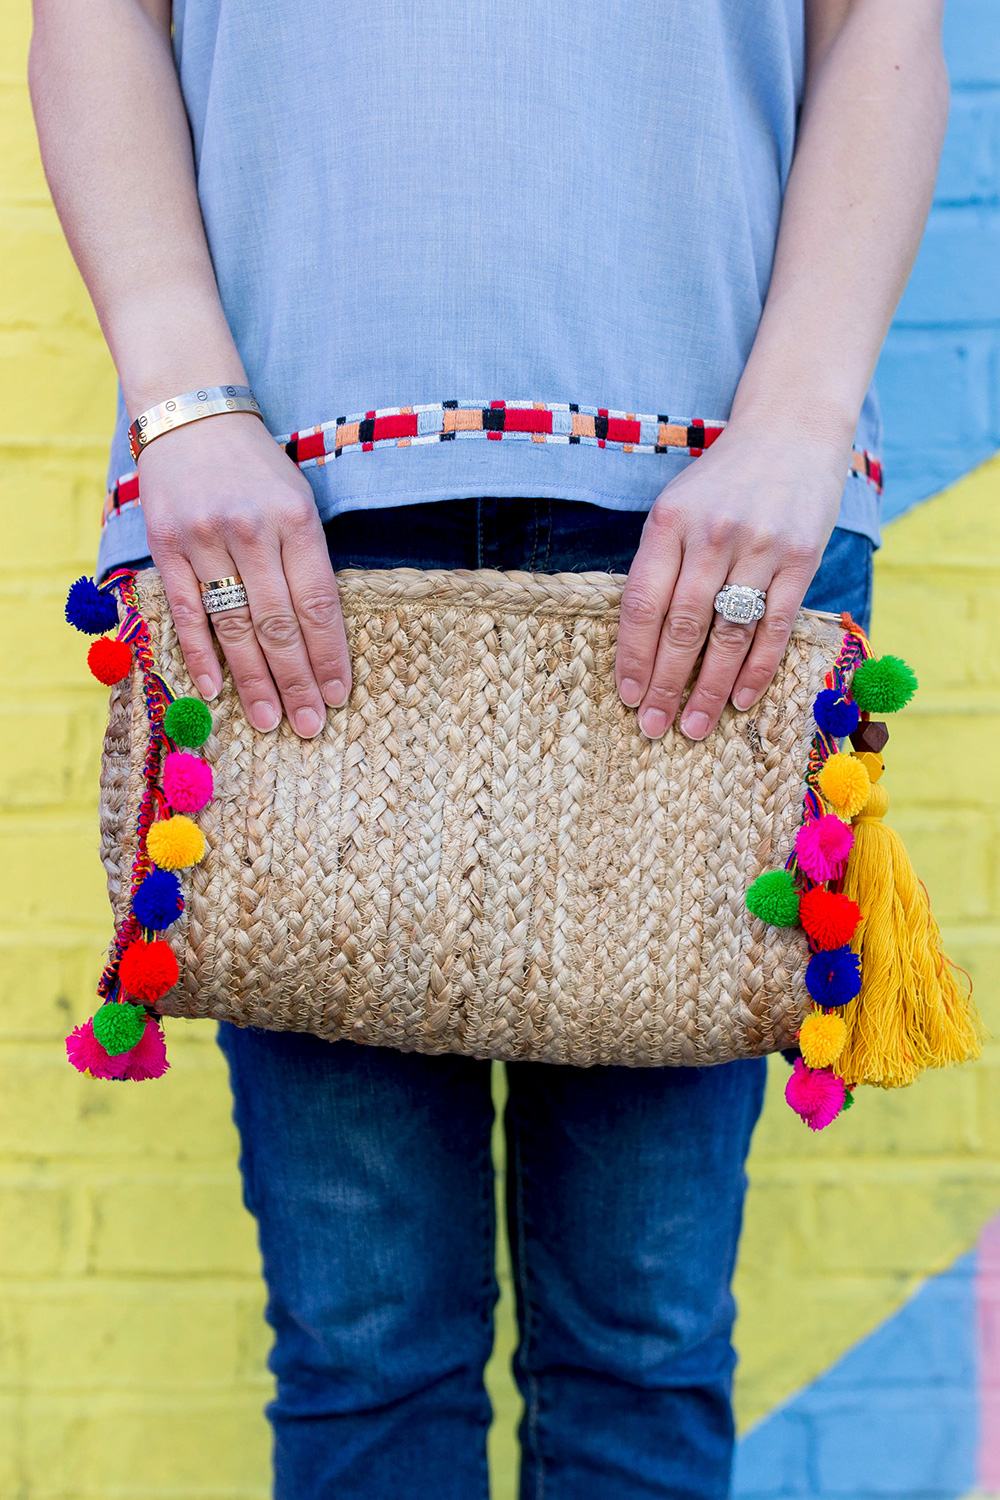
[0,5,30,71]
[21,1393,270,1498]
[0,447,111,573]
[0,1044,246,1163]
[751,1058,978,1160]
[872,578,1000,696]
[0,81,48,204]
[0,587,115,693]
[0,943,95,1039]
[0,1181,71,1275]
[0,328,116,438]
[89,1177,260,1276]
[0,823,109,930]
[0,1399,23,1495]
[0,705,105,810]
[17,1286,260,1391]
[882,714,1000,807]
[810,1172,1000,1275]
[0,210,100,330]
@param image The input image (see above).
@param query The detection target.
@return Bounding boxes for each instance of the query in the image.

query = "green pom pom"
[92,1000,146,1056]
[164,696,213,748]
[842,1089,855,1111]
[851,655,918,714]
[746,869,800,926]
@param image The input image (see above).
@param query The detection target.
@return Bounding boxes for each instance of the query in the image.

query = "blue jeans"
[217,500,874,1500]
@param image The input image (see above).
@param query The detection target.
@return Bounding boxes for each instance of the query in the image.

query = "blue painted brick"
[810,1391,976,1498]
[733,1412,812,1498]
[936,90,1000,204]
[895,205,1000,323]
[944,0,1000,87]
[876,330,994,448]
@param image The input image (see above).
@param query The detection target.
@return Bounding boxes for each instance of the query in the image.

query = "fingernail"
[251,701,280,732]
[197,675,220,701]
[323,679,349,708]
[681,710,710,740]
[620,678,642,707]
[639,708,668,739]
[294,707,324,738]
[733,688,756,711]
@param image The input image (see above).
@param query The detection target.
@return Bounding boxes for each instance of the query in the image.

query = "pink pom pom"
[795,814,854,882]
[66,1018,131,1079]
[784,1058,846,1131]
[122,1015,170,1081]
[162,751,214,815]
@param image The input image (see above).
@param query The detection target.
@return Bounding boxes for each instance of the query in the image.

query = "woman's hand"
[137,413,351,737]
[615,428,848,741]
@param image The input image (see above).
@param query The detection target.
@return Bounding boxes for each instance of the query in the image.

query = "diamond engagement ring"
[714,584,767,624]
[201,575,249,614]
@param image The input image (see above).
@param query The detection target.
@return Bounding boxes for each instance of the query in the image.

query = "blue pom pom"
[805,945,862,1008]
[65,576,119,635]
[133,868,184,930]
[813,688,860,739]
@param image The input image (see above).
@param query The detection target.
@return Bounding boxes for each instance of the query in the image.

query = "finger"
[615,508,683,707]
[636,555,729,739]
[228,548,328,739]
[678,573,773,740]
[730,567,812,712]
[157,553,225,703]
[280,517,352,708]
[187,550,283,733]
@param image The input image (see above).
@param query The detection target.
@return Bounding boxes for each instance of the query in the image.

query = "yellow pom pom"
[147,814,206,870]
[799,1010,847,1070]
[818,751,871,819]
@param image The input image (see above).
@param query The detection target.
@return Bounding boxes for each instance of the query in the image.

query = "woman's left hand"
[615,427,849,740]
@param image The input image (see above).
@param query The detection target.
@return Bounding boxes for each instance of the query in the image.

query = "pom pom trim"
[66,567,214,1085]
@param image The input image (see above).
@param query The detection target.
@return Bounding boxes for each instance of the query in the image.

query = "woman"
[29,2,947,1495]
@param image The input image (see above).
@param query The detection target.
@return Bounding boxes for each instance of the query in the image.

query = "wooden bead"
[850,719,889,753]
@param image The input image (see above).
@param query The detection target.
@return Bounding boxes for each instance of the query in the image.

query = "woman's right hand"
[136,412,352,737]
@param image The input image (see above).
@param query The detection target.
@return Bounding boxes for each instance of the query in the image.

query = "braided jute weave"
[99,568,846,1067]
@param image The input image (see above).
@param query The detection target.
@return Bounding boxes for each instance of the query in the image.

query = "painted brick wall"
[878,0,1000,518]
[1,2,998,1498]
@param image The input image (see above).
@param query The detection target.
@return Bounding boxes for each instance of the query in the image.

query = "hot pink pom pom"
[66,1018,131,1079]
[122,1015,170,1081]
[795,814,854,882]
[162,751,214,814]
[784,1058,846,1131]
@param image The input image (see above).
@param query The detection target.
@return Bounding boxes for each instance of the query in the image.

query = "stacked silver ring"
[713,584,767,624]
[201,575,249,614]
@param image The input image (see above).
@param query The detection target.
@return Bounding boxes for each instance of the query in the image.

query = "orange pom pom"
[118,938,179,1001]
[799,887,861,950]
[87,636,132,686]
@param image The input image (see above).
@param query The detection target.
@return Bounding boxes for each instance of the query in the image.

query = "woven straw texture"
[99,568,845,1067]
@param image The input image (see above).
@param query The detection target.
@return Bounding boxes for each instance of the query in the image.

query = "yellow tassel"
[837,780,983,1088]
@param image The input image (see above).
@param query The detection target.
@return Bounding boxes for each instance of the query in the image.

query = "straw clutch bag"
[63,564,981,1129]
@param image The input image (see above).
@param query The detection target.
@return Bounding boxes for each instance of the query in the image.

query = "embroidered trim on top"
[101,399,884,527]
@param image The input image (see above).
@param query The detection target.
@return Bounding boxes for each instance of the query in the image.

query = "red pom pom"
[118,938,179,1002]
[799,888,861,950]
[87,636,132,686]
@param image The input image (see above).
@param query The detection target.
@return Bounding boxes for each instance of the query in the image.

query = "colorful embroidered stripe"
[101,399,884,525]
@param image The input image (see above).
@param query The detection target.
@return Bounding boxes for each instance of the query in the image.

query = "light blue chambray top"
[97,0,881,577]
